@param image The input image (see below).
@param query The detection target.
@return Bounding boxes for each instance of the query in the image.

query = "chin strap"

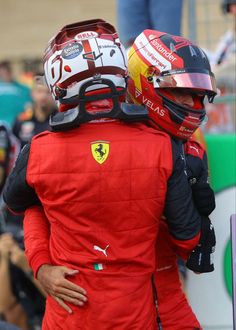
[50,77,148,132]
[49,102,148,132]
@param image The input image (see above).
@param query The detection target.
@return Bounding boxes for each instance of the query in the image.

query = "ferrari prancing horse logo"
[91,141,110,164]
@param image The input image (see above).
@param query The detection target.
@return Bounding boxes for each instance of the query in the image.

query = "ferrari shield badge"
[91,141,110,164]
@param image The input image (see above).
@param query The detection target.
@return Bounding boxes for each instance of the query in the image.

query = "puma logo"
[93,244,109,257]
[156,265,172,272]
[189,146,199,154]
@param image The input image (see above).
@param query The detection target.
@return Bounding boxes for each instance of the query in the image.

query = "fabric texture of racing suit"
[3,119,203,330]
[154,137,215,330]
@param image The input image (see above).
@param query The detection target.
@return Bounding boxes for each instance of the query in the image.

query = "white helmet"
[43,19,128,112]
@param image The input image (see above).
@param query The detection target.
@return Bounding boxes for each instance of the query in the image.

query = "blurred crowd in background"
[0,0,235,329]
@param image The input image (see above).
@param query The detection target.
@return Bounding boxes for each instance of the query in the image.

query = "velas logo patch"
[91,141,109,164]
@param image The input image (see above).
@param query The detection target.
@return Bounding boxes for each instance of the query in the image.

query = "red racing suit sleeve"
[24,205,51,277]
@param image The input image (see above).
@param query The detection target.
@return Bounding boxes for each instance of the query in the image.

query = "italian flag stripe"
[94,263,103,271]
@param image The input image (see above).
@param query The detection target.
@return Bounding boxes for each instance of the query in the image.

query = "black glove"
[186,216,216,273]
[191,181,216,216]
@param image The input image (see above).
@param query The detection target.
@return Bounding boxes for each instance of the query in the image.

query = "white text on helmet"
[177,131,193,138]
[179,126,194,133]
[142,97,165,116]
[75,31,98,41]
[137,40,167,70]
[150,39,177,63]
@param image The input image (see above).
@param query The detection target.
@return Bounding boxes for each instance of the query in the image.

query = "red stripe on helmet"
[82,39,96,71]
[58,66,126,89]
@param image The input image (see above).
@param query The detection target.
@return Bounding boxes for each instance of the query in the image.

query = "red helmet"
[43,19,128,112]
[127,30,217,139]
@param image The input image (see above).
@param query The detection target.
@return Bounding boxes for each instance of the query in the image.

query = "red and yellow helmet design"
[127,30,217,139]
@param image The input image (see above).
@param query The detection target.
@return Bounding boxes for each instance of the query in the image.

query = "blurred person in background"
[0,122,45,330]
[127,29,217,329]
[0,121,20,194]
[213,0,236,66]
[19,59,43,89]
[0,120,21,245]
[0,61,32,126]
[211,0,236,91]
[202,0,236,134]
[0,122,21,325]
[116,0,183,48]
[12,79,56,148]
[3,19,215,330]
[0,320,21,330]
[0,233,45,330]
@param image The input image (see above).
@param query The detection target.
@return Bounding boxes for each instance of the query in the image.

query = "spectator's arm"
[0,234,17,313]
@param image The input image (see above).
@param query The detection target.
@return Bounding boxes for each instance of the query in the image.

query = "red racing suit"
[3,120,202,330]
[155,220,201,330]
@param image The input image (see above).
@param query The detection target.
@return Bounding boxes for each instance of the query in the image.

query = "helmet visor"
[153,71,217,98]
